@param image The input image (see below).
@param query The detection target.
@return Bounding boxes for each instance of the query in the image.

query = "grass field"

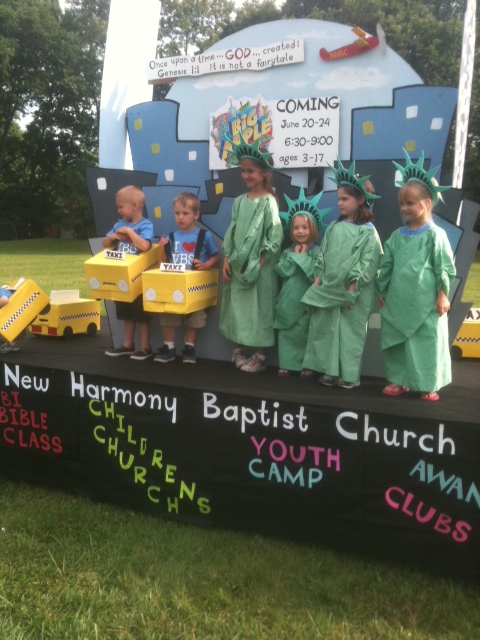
[0,239,479,307]
[0,239,478,639]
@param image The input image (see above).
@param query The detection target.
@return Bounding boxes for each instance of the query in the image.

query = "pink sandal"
[421,392,439,402]
[300,369,314,379]
[382,384,409,397]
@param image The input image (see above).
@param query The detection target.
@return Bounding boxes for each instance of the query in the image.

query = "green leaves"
[0,0,108,238]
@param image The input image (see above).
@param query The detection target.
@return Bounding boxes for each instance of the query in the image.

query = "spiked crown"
[327,156,380,204]
[393,148,450,205]
[280,186,331,232]
[225,133,273,169]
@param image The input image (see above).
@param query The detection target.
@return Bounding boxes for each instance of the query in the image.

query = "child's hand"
[194,253,219,271]
[314,276,321,286]
[294,243,307,254]
[159,235,170,247]
[193,259,207,271]
[223,257,231,282]
[116,226,133,241]
[436,290,450,316]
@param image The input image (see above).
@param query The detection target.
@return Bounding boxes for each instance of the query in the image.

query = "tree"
[220,0,283,40]
[153,0,236,99]
[0,0,63,179]
[0,0,108,238]
[157,0,236,57]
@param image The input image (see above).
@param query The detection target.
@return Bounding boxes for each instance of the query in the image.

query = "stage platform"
[0,320,478,581]
[6,319,479,424]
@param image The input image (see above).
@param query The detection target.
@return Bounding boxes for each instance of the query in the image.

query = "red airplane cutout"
[320,25,385,62]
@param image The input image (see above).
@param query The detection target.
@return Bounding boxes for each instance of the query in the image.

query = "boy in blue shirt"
[155,192,219,364]
[103,185,155,360]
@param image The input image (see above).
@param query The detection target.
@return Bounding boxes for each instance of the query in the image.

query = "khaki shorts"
[159,309,207,329]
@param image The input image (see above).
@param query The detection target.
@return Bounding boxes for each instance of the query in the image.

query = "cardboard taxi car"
[29,290,101,338]
[0,278,50,343]
[85,244,163,302]
[451,307,480,360]
[142,263,219,314]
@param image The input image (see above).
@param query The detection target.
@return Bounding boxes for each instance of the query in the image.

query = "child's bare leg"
[185,326,197,345]
[162,325,175,344]
[123,319,136,348]
[137,320,151,350]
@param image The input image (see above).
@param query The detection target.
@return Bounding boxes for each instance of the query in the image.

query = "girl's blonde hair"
[290,214,318,244]
[398,182,432,224]
[398,181,432,204]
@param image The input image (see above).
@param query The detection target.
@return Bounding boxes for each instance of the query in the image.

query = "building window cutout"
[362,121,374,135]
[406,106,418,119]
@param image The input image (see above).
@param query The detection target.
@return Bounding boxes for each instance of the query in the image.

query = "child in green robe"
[274,187,330,377]
[302,160,383,388]
[377,151,456,402]
[220,142,283,374]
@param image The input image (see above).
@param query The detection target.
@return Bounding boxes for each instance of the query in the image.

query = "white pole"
[453,0,476,190]
[99,0,160,169]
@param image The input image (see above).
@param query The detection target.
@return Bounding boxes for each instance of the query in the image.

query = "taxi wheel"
[63,326,74,340]
[87,323,98,336]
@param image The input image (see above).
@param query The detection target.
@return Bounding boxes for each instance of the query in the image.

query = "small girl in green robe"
[220,138,283,373]
[377,150,456,402]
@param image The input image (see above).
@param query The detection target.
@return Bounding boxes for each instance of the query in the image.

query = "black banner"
[0,361,478,579]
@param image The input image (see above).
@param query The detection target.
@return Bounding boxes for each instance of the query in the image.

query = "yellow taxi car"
[29,290,100,338]
[451,308,480,359]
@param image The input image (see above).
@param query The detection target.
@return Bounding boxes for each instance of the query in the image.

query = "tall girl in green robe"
[220,156,283,373]
[377,177,455,402]
[302,165,383,388]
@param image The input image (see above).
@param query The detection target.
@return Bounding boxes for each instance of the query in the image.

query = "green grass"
[0,239,106,314]
[0,479,478,640]
[0,239,478,638]
[0,240,478,307]
[462,249,480,306]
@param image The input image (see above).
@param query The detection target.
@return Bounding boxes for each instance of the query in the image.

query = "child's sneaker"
[240,354,267,373]
[338,379,360,389]
[105,345,135,357]
[182,345,197,364]
[154,345,176,363]
[130,346,154,361]
[232,350,248,369]
[319,374,337,386]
